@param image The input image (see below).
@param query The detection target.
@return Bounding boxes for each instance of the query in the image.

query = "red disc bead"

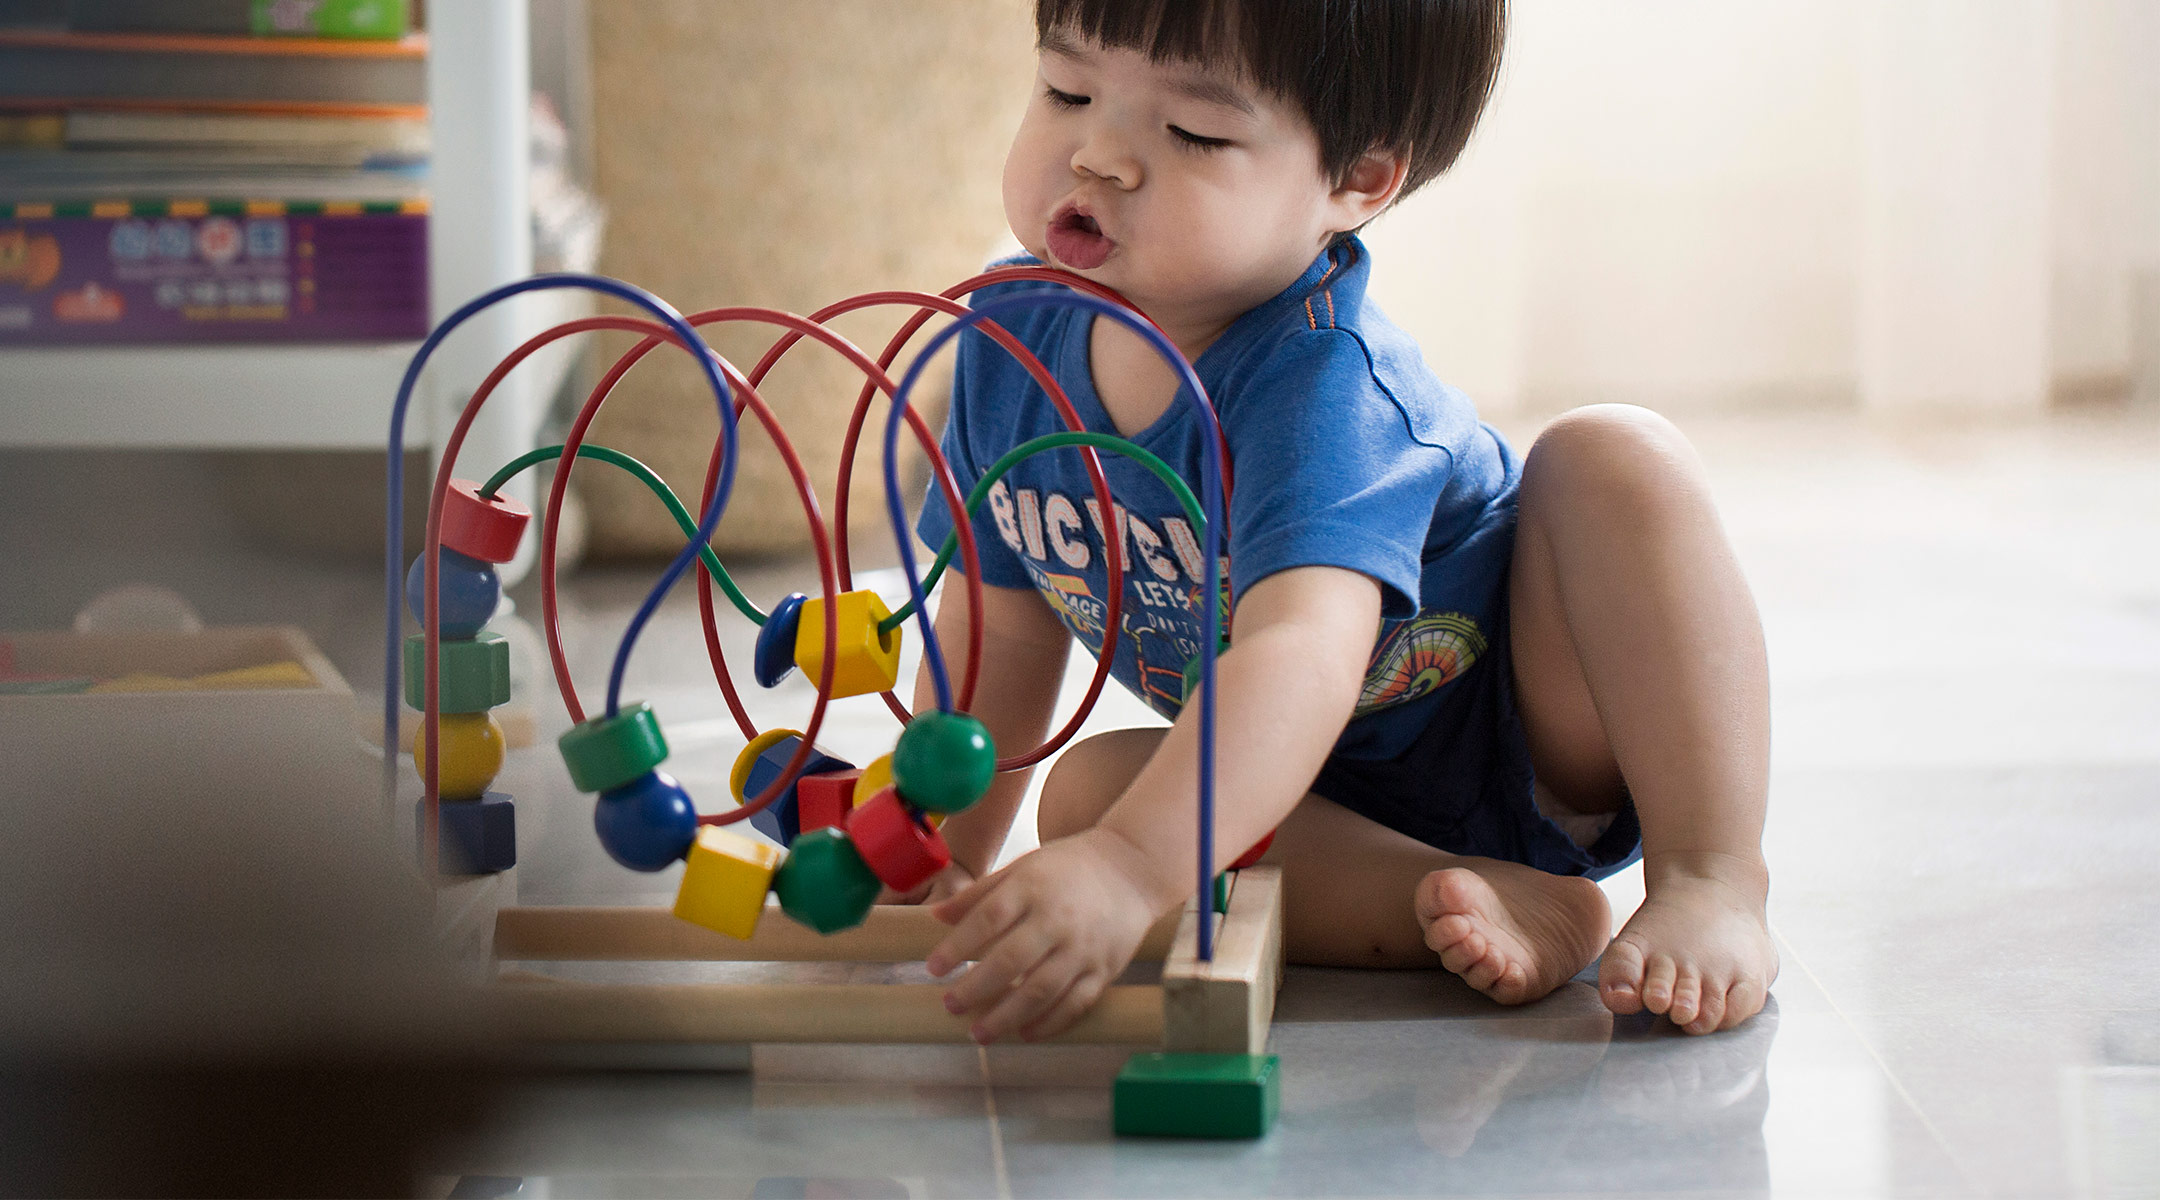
[440,478,532,564]
[1229,830,1276,870]
[850,787,952,893]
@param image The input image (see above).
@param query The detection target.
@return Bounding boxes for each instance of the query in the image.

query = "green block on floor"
[1113,1052,1280,1139]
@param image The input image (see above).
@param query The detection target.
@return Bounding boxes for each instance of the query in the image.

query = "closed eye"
[1169,125,1231,151]
[1044,85,1088,108]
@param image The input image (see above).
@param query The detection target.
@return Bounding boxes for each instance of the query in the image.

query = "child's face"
[1003,28,1358,327]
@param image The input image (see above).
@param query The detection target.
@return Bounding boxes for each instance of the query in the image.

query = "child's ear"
[1326,148,1409,233]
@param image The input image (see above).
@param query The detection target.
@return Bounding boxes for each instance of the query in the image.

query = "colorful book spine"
[0,196,427,345]
[68,0,413,40]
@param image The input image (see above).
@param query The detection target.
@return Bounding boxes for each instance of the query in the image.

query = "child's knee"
[1522,404,1705,518]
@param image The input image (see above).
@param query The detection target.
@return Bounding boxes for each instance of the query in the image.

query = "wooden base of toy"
[484,866,1283,1052]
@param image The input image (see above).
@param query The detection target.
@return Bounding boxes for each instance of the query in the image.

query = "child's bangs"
[1034,0,1317,97]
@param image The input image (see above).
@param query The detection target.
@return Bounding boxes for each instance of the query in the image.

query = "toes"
[1415,868,1479,925]
[1685,982,1727,1035]
[1438,937,1484,979]
[1722,978,1767,1030]
[1640,954,1678,1015]
[1462,945,1508,993]
[1667,971,1703,1028]
[1491,960,1530,1004]
[1429,913,1476,952]
[1598,939,1647,1015]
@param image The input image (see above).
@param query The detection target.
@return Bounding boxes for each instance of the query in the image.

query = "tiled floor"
[2,404,2156,1197]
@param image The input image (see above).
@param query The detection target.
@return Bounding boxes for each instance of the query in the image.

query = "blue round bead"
[753,592,806,688]
[405,547,501,640]
[593,769,699,872]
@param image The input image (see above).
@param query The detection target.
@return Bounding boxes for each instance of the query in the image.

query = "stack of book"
[0,0,429,345]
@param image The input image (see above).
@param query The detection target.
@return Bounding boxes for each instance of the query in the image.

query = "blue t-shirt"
[916,238,1521,761]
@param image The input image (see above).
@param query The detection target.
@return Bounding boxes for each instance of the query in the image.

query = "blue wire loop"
[384,273,739,807]
[880,291,1228,959]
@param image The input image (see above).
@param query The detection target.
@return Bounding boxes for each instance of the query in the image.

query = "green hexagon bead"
[403,632,511,714]
[772,827,882,934]
[557,701,670,794]
[890,710,996,814]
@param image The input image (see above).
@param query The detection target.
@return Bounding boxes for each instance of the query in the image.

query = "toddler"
[910,0,1778,1042]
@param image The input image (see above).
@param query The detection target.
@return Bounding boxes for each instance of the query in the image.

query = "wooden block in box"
[0,626,373,819]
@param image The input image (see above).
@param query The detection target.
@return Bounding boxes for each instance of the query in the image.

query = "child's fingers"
[1018,966,1107,1042]
[943,921,1055,1018]
[972,950,1086,1044]
[930,861,1012,926]
[926,874,1018,976]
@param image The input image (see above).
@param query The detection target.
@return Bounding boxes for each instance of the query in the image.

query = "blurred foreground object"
[0,621,504,1197]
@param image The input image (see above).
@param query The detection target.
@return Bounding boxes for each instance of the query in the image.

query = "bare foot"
[1415,861,1612,1005]
[1598,856,1778,1035]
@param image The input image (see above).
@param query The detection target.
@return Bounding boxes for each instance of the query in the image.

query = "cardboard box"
[0,625,376,811]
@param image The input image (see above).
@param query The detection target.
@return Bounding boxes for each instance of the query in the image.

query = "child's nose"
[1071,128,1140,189]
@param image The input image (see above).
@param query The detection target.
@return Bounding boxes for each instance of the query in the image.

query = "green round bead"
[772,827,881,934]
[557,701,670,794]
[890,710,995,814]
[403,631,511,714]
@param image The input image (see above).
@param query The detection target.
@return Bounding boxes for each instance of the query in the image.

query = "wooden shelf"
[0,285,590,451]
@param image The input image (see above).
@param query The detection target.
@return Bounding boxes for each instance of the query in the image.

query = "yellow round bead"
[852,753,893,810]
[414,711,506,801]
[853,753,939,827]
[732,727,802,805]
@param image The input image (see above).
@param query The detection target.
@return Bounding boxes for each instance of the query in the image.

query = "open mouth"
[1046,205,1114,270]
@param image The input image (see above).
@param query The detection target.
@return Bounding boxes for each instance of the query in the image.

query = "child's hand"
[926,828,1166,1043]
[880,861,976,906]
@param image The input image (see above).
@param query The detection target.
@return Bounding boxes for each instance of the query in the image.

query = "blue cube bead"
[743,734,851,847]
[417,791,517,875]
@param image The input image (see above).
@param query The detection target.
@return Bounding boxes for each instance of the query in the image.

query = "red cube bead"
[796,768,860,837]
[440,478,532,564]
[850,787,952,893]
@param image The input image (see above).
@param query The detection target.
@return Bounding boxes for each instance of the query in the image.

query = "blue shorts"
[1309,590,1643,882]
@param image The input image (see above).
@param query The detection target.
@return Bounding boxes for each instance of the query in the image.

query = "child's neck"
[1088,312,1232,438]
[1087,240,1334,435]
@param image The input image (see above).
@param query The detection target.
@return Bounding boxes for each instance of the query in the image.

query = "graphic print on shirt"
[1124,621,1194,715]
[995,476,1480,721]
[1034,569,1104,646]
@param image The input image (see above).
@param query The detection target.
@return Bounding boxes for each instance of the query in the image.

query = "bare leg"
[1508,404,1778,1034]
[1039,729,1610,999]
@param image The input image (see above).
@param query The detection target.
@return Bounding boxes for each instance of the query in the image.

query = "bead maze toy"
[387,268,1283,1138]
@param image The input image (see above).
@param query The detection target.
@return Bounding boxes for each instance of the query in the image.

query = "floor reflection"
[1401,996,1778,1191]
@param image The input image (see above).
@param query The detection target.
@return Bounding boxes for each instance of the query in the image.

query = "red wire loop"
[422,266,1231,838]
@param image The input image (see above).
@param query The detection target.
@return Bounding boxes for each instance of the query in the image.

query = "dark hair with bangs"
[1034,0,1506,201]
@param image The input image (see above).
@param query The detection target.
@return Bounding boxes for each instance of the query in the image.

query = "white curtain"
[1364,0,2160,416]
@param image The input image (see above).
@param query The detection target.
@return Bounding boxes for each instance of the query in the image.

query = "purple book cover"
[0,199,428,346]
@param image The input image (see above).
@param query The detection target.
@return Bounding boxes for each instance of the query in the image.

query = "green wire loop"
[880,430,1207,633]
[479,443,768,626]
[476,430,1207,641]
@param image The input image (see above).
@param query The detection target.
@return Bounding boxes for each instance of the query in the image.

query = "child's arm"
[927,564,1383,1042]
[903,572,1073,891]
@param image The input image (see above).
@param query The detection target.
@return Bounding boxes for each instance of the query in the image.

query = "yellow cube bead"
[793,589,902,699]
[673,826,785,940]
[413,712,506,801]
